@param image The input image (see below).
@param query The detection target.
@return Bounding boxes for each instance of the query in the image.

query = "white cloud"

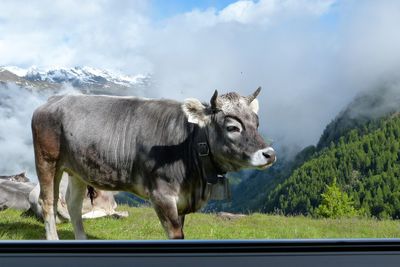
[0,0,152,74]
[219,1,266,24]
[218,0,335,24]
[161,0,336,28]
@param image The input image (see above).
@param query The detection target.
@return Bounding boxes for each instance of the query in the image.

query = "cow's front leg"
[150,192,184,239]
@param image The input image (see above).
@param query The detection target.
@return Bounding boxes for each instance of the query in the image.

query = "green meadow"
[0,206,399,240]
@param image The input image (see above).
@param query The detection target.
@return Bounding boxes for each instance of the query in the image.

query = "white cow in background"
[0,172,127,221]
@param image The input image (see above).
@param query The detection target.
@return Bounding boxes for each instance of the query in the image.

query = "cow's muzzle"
[250,147,276,169]
[262,147,276,164]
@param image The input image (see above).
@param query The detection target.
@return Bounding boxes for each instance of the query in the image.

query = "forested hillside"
[263,114,400,219]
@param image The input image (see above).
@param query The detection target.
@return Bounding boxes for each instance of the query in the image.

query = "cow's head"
[182,87,276,172]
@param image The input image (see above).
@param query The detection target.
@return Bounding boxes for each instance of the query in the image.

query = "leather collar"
[194,125,226,184]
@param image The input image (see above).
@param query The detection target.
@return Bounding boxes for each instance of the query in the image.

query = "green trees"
[315,178,357,218]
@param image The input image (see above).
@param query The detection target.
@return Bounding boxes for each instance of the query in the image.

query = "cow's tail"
[87,186,98,205]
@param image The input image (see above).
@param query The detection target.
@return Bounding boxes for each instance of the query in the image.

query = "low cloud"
[0,84,79,179]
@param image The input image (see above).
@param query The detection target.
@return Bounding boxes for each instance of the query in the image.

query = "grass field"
[0,206,399,240]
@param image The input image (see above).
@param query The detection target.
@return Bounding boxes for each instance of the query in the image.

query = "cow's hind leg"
[36,161,62,240]
[66,175,87,240]
[32,110,63,240]
[151,192,184,239]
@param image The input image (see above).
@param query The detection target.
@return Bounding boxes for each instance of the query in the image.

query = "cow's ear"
[249,98,259,114]
[182,98,210,127]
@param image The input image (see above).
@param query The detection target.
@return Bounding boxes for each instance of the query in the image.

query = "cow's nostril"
[263,152,271,159]
[262,148,276,163]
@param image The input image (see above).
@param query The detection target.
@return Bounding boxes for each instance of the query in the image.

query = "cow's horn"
[247,86,261,104]
[210,90,219,111]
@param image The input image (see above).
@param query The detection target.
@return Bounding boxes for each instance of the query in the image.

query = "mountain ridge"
[0,66,150,95]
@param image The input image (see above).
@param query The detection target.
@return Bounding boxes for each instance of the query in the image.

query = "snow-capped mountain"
[0,66,150,95]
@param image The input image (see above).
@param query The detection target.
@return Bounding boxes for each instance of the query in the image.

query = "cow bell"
[209,175,231,201]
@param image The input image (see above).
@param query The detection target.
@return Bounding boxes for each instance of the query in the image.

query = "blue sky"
[151,0,238,19]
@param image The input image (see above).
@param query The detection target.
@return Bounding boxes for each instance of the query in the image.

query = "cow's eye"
[227,126,240,132]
